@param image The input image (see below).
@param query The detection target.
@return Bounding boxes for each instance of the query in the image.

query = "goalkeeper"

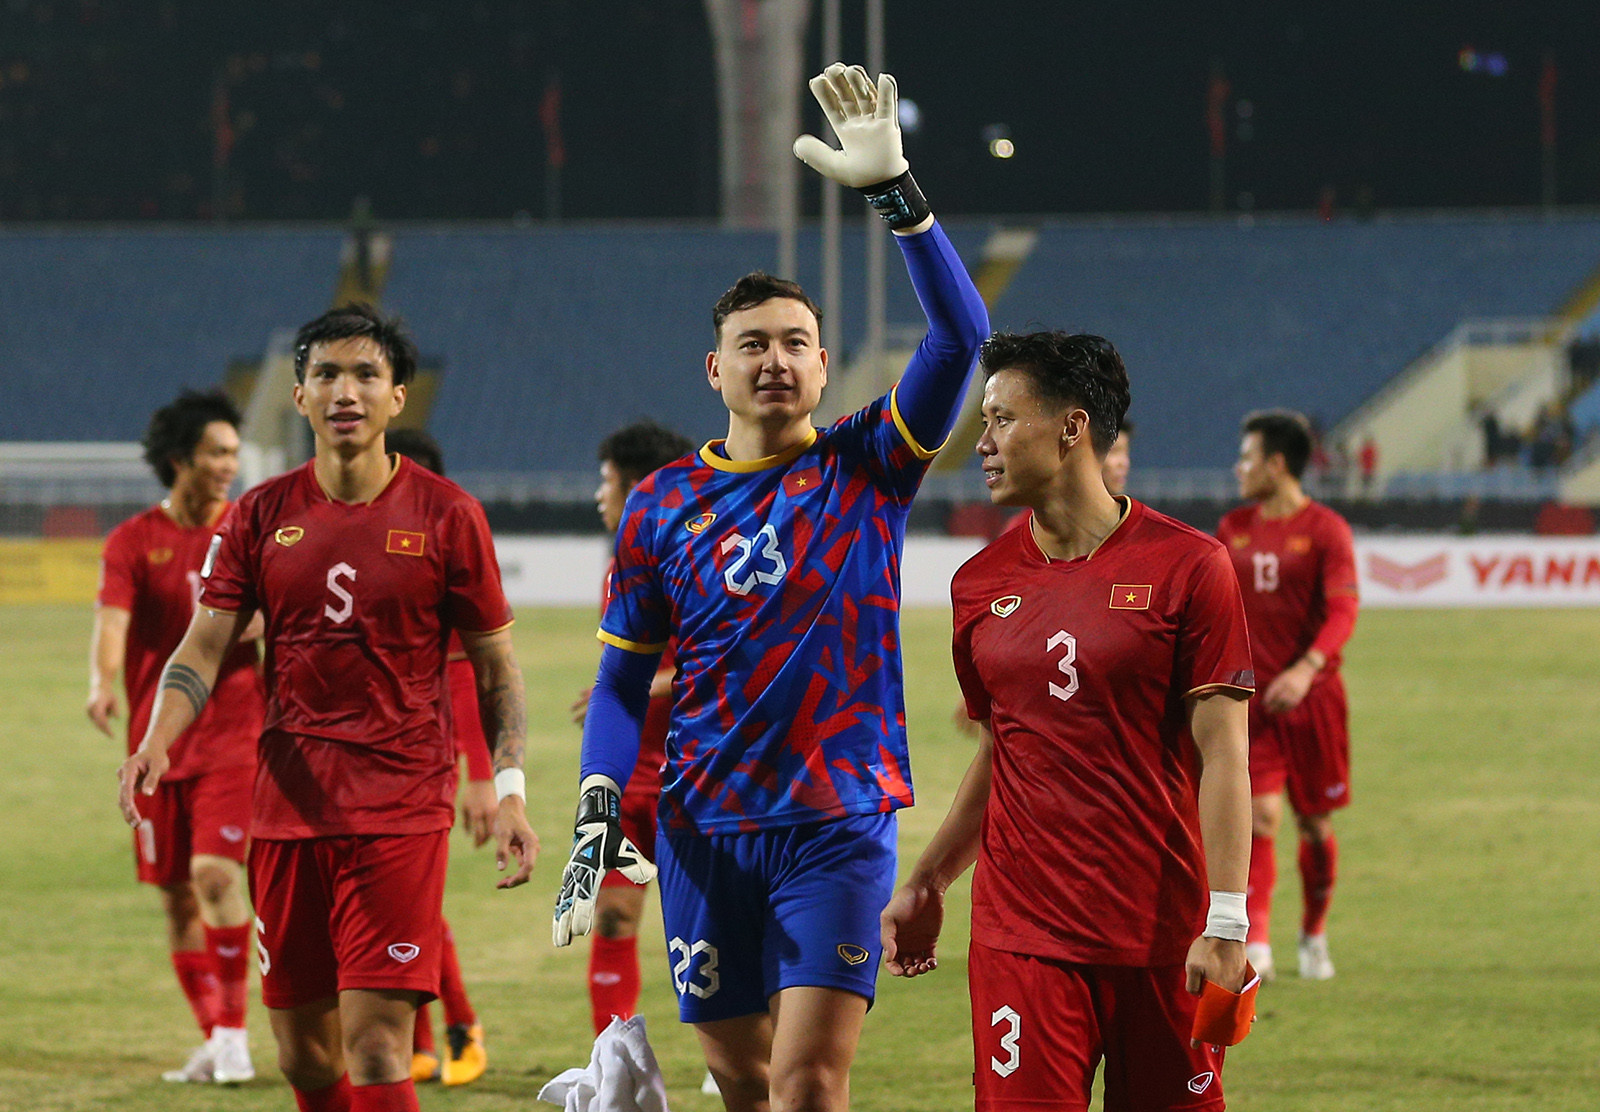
[553,62,989,1112]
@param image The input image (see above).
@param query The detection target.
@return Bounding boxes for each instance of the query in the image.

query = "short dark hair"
[293,302,418,385]
[387,427,445,476]
[141,389,242,488]
[1242,409,1314,479]
[979,331,1131,455]
[599,421,695,485]
[712,272,823,343]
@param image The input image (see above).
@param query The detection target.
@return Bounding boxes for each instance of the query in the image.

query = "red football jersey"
[98,504,264,779]
[1216,501,1358,682]
[951,500,1255,967]
[199,458,513,839]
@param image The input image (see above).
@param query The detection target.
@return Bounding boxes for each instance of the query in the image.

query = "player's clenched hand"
[87,686,120,737]
[493,795,538,889]
[117,747,167,827]
[461,779,497,847]
[1261,661,1315,715]
[793,63,909,189]
[1185,934,1248,1048]
[552,775,656,946]
[881,881,944,977]
[1184,934,1247,997]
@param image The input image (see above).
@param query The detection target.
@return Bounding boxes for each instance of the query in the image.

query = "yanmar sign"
[1356,537,1600,608]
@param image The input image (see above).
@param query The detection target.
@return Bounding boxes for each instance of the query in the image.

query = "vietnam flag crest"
[1109,583,1152,610]
[386,530,426,557]
[783,467,822,498]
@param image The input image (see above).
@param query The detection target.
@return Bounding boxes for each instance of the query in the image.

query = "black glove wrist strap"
[575,782,620,826]
[858,169,931,230]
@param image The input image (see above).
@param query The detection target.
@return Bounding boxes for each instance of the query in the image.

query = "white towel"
[538,1014,671,1112]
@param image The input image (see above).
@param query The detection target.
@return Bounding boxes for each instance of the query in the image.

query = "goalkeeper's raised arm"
[794,62,991,456]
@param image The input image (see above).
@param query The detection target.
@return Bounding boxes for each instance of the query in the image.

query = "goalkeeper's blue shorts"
[656,811,897,1023]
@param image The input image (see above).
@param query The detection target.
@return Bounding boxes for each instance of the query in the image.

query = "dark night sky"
[2,0,1599,221]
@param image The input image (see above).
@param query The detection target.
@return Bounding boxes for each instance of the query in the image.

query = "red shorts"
[599,788,658,889]
[1249,672,1351,816]
[969,941,1225,1112]
[132,764,253,887]
[249,831,449,1009]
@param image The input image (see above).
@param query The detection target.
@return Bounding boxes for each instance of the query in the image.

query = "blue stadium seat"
[6,216,1600,474]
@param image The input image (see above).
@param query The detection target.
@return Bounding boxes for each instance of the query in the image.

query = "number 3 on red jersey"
[1048,630,1079,702]
[325,562,356,623]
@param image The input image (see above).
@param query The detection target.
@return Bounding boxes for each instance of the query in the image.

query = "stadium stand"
[0,227,342,442]
[986,213,1600,469]
[7,214,1600,480]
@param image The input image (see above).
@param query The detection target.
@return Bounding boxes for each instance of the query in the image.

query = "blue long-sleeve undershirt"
[580,643,660,790]
[891,221,991,453]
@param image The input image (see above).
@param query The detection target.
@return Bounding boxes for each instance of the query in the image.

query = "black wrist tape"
[576,783,620,825]
[858,170,931,230]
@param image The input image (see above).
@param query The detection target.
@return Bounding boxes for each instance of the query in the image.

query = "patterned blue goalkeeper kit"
[584,221,988,1020]
[601,386,938,834]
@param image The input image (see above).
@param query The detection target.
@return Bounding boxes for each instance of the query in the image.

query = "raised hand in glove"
[793,62,931,230]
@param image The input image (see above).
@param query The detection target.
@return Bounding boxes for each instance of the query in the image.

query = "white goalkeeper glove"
[552,774,657,947]
[794,63,931,230]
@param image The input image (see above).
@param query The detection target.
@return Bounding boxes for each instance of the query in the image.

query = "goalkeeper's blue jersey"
[599,389,937,835]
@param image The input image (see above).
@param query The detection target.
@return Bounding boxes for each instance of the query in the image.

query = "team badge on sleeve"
[1109,584,1152,610]
[386,530,426,556]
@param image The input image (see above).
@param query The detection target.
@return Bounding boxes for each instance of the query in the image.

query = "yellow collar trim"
[1029,496,1133,562]
[698,428,819,473]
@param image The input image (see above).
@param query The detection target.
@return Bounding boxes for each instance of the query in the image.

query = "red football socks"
[412,1002,435,1054]
[171,949,222,1037]
[1246,834,1275,944]
[349,1079,420,1112]
[294,1075,353,1112]
[205,923,251,1029]
[589,934,641,1034]
[437,923,476,1028]
[1299,834,1339,937]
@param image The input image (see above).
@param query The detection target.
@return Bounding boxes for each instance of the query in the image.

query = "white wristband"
[493,769,526,802]
[1204,890,1249,942]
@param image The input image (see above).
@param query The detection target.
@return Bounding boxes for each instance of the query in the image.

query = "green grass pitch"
[1,604,1597,1110]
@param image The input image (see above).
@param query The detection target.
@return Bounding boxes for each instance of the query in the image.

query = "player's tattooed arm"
[119,606,250,825]
[160,662,212,717]
[460,626,539,887]
[480,678,528,773]
[462,628,527,770]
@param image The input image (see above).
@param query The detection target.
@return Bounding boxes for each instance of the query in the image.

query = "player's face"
[1102,431,1131,496]
[976,369,1081,506]
[596,460,629,534]
[293,337,406,454]
[1235,431,1278,500]
[171,420,240,504]
[707,298,828,427]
